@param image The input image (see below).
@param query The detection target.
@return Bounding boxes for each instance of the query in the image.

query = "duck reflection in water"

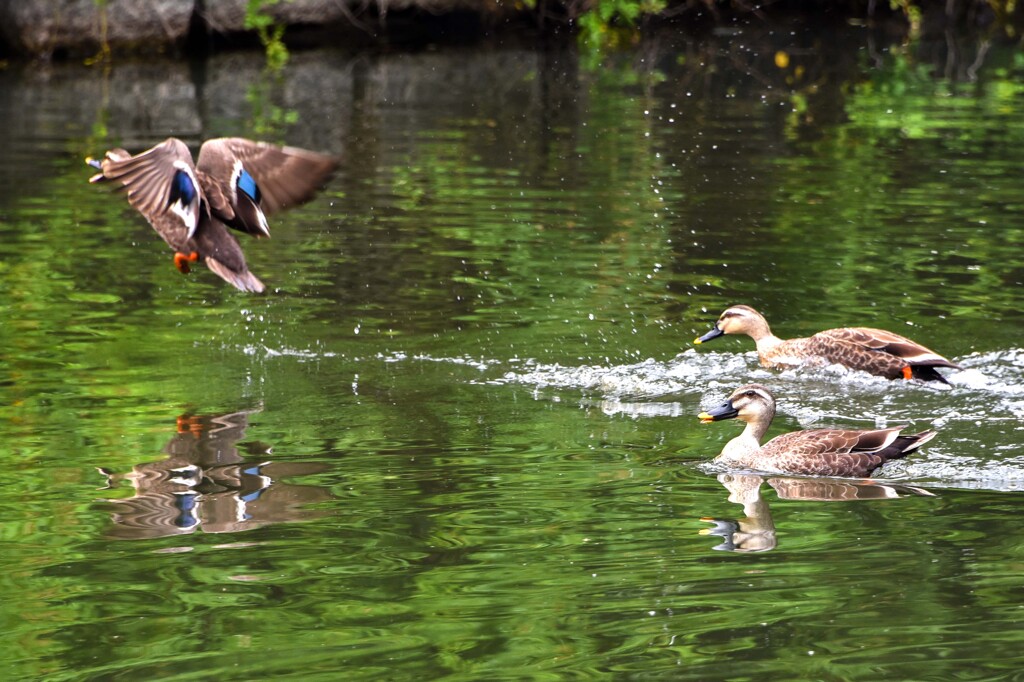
[700,473,934,553]
[98,409,331,540]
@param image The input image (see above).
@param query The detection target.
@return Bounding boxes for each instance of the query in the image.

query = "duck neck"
[716,419,770,467]
[754,334,784,355]
[747,318,783,352]
[741,418,771,444]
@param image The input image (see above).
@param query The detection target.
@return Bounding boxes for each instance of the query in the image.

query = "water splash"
[227,341,1024,493]
[389,353,502,372]
[241,344,339,360]
[496,346,1024,492]
[496,348,757,398]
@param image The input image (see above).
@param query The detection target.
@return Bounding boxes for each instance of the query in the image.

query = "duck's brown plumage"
[694,305,959,383]
[697,384,936,477]
[87,137,337,293]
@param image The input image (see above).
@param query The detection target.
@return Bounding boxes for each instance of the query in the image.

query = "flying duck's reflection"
[700,473,935,553]
[99,409,331,540]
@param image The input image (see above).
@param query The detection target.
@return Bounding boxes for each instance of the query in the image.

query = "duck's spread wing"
[197,138,338,214]
[817,327,959,368]
[88,138,203,239]
[760,428,904,477]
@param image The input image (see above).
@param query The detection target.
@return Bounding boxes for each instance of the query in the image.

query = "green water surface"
[1,24,1024,680]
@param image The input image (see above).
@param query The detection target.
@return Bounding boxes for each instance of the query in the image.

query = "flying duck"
[87,137,337,292]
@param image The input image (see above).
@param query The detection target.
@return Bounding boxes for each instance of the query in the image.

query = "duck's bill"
[694,326,724,344]
[698,400,738,423]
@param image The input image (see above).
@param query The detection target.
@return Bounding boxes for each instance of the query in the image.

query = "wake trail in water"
[495,347,1024,492]
[232,341,1024,490]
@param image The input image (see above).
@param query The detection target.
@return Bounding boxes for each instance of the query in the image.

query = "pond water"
[2,21,1024,680]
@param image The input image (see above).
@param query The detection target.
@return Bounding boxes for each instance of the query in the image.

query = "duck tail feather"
[205,258,265,293]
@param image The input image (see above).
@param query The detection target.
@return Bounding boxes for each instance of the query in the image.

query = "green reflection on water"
[2,26,1024,681]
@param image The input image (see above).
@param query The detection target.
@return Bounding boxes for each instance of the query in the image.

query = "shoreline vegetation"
[0,1,1021,63]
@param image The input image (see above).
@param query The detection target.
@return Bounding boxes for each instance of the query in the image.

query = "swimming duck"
[697,384,936,477]
[87,137,337,293]
[694,305,959,383]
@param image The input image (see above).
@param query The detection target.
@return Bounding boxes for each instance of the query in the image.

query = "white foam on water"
[494,346,1024,492]
[228,343,1024,491]
[240,344,339,360]
[596,399,688,419]
[496,348,760,398]
[883,452,1024,492]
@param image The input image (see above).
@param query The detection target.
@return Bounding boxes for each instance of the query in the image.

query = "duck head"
[698,384,777,425]
[694,305,772,344]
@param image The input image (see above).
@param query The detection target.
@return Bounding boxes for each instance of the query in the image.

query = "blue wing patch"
[237,168,261,204]
[169,169,197,207]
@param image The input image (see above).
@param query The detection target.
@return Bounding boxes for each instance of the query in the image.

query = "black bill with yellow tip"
[697,399,739,424]
[694,325,724,345]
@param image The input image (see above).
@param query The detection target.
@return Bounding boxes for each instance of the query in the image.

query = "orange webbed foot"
[902,366,913,380]
[173,251,199,274]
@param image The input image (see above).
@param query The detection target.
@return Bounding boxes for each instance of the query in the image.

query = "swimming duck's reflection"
[700,473,934,553]
[99,410,331,540]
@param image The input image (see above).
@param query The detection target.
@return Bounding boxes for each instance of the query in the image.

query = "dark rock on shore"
[0,0,1016,60]
[0,0,523,59]
[0,0,194,58]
